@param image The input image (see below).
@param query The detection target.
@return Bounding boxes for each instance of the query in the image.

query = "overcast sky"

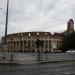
[0,0,75,38]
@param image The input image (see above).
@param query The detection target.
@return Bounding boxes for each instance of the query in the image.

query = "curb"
[0,60,75,65]
[38,60,75,64]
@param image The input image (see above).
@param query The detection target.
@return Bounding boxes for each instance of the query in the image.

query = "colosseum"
[1,19,74,53]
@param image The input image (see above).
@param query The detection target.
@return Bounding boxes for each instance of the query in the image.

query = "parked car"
[66,49,75,53]
[53,50,62,53]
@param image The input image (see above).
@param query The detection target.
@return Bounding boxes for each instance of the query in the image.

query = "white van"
[66,49,75,53]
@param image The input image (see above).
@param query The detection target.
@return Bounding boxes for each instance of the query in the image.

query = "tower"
[67,19,74,33]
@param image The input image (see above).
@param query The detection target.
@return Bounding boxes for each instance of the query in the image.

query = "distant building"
[67,19,74,33]
[1,19,74,53]
[63,19,74,35]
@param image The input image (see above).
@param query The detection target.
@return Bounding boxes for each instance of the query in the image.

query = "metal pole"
[10,34,13,62]
[5,0,9,38]
[38,45,40,61]
[3,0,9,59]
[37,37,40,61]
[45,35,48,61]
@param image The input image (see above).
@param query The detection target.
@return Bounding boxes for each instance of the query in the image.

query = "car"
[66,49,75,53]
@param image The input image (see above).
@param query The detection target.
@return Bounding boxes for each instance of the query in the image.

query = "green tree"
[62,32,75,52]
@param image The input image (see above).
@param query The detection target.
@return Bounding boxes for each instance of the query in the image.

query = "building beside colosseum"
[1,19,74,53]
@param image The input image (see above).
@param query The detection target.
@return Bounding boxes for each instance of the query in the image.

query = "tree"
[62,31,75,52]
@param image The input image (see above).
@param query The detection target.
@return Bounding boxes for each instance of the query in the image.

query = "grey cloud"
[0,0,75,39]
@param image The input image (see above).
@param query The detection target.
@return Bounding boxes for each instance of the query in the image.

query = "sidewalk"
[0,60,18,65]
[0,59,75,65]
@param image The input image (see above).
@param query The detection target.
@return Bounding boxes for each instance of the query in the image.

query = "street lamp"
[45,33,48,61]
[36,33,41,61]
[5,0,9,39]
[3,0,9,59]
[10,34,13,62]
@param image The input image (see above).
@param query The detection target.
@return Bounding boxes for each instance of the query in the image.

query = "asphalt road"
[0,62,75,75]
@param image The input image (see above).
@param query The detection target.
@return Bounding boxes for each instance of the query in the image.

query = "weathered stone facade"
[1,32,63,53]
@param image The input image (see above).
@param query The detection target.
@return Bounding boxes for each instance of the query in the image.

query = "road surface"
[0,62,75,75]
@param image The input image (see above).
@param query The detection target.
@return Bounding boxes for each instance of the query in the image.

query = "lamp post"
[3,0,9,59]
[36,33,40,61]
[5,0,9,38]
[45,33,48,61]
[10,34,13,62]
